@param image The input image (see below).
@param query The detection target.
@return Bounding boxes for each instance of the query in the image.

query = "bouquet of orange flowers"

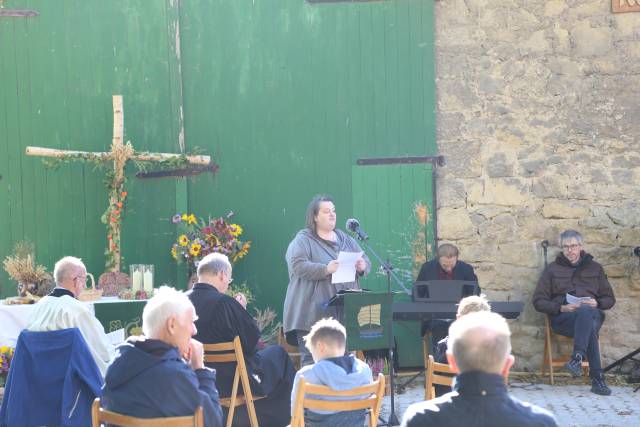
[171,211,250,269]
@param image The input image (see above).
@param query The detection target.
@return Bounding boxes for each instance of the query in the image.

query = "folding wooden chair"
[541,315,592,385]
[424,354,454,401]
[422,338,454,400]
[203,336,264,427]
[91,398,203,427]
[290,373,385,427]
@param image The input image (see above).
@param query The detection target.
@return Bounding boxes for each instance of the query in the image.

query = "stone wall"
[434,0,640,370]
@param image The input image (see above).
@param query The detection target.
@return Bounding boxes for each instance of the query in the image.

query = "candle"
[131,269,142,293]
[143,266,154,294]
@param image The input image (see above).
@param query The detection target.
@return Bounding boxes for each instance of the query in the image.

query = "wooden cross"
[26,95,211,273]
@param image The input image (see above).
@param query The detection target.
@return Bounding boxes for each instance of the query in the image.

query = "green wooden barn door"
[0,1,184,296]
[352,162,435,367]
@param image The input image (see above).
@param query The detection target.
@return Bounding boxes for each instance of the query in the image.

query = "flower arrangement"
[2,241,53,297]
[0,346,14,388]
[171,211,251,269]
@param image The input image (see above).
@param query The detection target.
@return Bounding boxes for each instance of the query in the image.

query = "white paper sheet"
[566,294,593,305]
[106,328,125,346]
[331,251,364,284]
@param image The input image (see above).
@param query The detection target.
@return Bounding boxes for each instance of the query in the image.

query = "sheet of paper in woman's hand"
[331,251,364,284]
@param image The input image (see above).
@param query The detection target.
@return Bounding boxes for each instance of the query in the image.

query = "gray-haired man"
[402,312,558,427]
[533,229,615,395]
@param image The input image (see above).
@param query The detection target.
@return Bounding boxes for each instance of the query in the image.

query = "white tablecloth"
[0,303,35,348]
[0,297,122,348]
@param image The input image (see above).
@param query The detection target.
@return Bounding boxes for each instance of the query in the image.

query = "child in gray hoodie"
[291,318,374,427]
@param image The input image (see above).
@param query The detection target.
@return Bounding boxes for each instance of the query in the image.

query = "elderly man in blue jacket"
[102,286,222,426]
[402,312,558,427]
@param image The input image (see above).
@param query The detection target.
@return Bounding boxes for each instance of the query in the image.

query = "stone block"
[532,175,568,198]
[468,178,529,207]
[486,153,514,177]
[470,205,511,220]
[497,243,541,268]
[618,228,640,247]
[477,214,517,242]
[439,140,482,178]
[542,199,591,219]
[437,179,467,209]
[571,21,613,57]
[521,30,550,54]
[582,229,617,246]
[607,201,640,227]
[460,241,498,263]
[579,215,613,230]
[553,25,571,54]
[604,263,628,279]
[437,207,476,240]
[544,0,567,17]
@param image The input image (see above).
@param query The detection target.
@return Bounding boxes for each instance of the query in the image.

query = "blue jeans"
[551,305,604,377]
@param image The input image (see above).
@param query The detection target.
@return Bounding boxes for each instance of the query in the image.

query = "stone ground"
[379,375,640,427]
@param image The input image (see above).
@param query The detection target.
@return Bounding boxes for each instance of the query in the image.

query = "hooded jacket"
[291,354,373,417]
[102,337,222,427]
[0,328,103,427]
[284,228,371,336]
[532,251,615,315]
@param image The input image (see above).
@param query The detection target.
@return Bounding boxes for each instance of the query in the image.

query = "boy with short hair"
[291,318,373,427]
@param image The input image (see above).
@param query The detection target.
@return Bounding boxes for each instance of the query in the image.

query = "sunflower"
[189,243,202,257]
[171,245,179,260]
[181,213,188,221]
[178,234,189,246]
[187,214,197,225]
[229,224,243,237]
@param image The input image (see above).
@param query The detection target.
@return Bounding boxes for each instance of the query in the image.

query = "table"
[0,297,146,348]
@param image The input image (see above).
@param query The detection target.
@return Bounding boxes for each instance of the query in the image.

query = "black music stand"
[412,280,480,302]
[603,348,640,392]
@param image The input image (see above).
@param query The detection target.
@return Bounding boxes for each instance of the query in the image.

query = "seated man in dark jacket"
[417,243,479,355]
[402,312,558,427]
[102,286,222,427]
[533,229,615,396]
[188,253,295,427]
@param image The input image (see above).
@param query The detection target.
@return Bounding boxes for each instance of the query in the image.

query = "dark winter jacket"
[532,252,615,315]
[102,337,222,427]
[401,372,558,427]
[417,259,479,284]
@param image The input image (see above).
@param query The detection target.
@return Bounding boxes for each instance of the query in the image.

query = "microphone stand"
[355,238,405,426]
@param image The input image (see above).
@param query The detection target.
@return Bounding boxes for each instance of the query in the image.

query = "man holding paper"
[533,230,616,395]
[284,195,371,366]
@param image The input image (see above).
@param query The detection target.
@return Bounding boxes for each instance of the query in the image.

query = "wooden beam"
[0,10,39,17]
[25,146,211,165]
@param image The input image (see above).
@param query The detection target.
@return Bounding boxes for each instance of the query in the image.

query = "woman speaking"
[283,194,370,366]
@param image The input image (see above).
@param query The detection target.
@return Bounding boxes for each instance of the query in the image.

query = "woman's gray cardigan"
[283,228,371,335]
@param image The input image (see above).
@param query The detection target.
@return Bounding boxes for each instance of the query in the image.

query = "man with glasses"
[26,256,114,376]
[533,230,616,395]
[188,252,295,427]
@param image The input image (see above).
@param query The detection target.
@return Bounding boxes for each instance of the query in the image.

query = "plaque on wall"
[613,0,640,13]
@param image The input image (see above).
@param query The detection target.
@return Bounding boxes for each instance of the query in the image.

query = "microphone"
[346,218,369,241]
[541,240,549,249]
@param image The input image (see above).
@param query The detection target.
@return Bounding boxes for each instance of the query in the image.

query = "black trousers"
[551,305,604,377]
[220,345,296,427]
[295,330,315,367]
